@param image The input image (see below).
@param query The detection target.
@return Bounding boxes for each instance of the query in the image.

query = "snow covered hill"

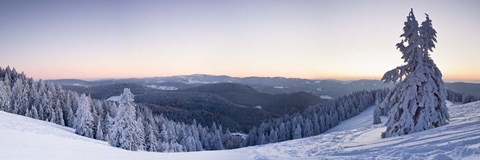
[0,109,249,160]
[1,101,479,160]
[250,101,480,160]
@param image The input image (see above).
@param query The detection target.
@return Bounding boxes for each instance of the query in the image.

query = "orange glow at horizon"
[17,65,479,82]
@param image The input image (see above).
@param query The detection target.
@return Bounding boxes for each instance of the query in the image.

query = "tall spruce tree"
[380,9,449,138]
[0,80,9,111]
[74,94,95,138]
[95,118,105,141]
[108,88,144,151]
[11,78,28,115]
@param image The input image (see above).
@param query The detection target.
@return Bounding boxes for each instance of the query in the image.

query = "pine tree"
[373,105,382,125]
[26,104,39,119]
[95,118,104,140]
[36,81,46,120]
[74,94,94,138]
[258,133,266,145]
[2,74,12,112]
[135,116,146,150]
[108,88,144,151]
[64,94,75,127]
[53,100,65,126]
[11,78,28,115]
[145,123,159,152]
[44,83,57,121]
[303,119,313,137]
[319,114,326,133]
[0,80,10,111]
[373,94,382,125]
[182,136,192,151]
[142,108,159,152]
[269,128,278,143]
[381,9,449,138]
[210,122,224,149]
[293,124,302,139]
[104,113,113,141]
[312,113,320,135]
[26,80,38,116]
[247,126,258,146]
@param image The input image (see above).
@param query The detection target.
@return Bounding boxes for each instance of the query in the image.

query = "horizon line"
[2,66,479,83]
[43,74,480,83]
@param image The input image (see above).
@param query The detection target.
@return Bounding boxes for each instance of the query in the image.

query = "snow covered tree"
[293,124,302,139]
[246,126,258,146]
[11,78,28,115]
[64,94,76,127]
[135,116,146,150]
[26,104,39,119]
[53,103,65,126]
[182,136,194,151]
[269,128,278,143]
[303,119,313,137]
[36,81,46,120]
[258,133,266,145]
[108,88,144,151]
[373,105,382,125]
[74,94,95,138]
[104,114,114,141]
[210,122,224,150]
[141,108,159,152]
[373,93,383,125]
[26,80,39,118]
[312,113,320,135]
[145,124,159,151]
[95,118,105,140]
[1,74,12,112]
[0,80,10,111]
[380,9,449,138]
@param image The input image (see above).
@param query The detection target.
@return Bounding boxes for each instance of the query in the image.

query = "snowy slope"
[0,111,250,160]
[327,101,454,134]
[250,101,480,159]
[1,101,479,160]
[325,105,378,133]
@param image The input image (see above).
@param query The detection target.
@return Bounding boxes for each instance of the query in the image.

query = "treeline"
[373,88,479,125]
[446,89,480,103]
[245,89,390,146]
[0,67,242,152]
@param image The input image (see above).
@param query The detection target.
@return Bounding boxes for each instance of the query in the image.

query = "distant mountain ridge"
[445,82,480,96]
[48,74,391,98]
[48,74,480,97]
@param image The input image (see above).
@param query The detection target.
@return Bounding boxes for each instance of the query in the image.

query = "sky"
[0,0,479,81]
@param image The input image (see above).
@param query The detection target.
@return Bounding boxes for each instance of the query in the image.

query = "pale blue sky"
[0,0,479,80]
